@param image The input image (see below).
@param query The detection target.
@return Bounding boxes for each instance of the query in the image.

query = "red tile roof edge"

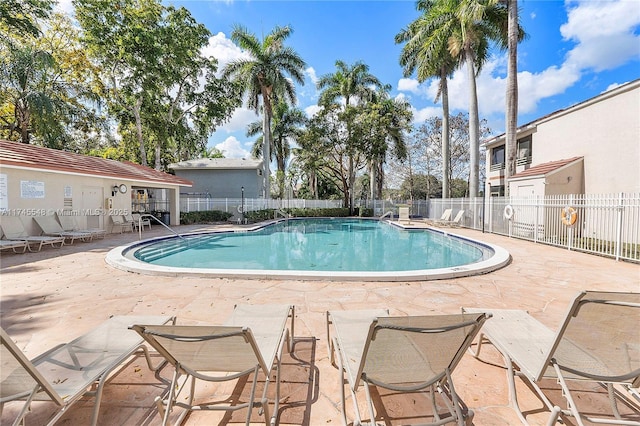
[0,140,192,187]
[511,156,583,179]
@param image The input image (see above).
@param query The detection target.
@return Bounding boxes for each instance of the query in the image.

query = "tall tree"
[360,92,412,200]
[142,6,241,168]
[504,0,520,196]
[247,100,307,198]
[0,13,103,145]
[0,0,53,38]
[74,0,165,167]
[222,25,306,198]
[450,0,524,197]
[317,60,384,211]
[396,0,459,198]
[75,0,239,169]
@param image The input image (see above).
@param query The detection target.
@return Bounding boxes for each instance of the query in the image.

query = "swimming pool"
[107,218,510,281]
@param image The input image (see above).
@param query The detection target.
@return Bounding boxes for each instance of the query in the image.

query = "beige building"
[0,140,192,234]
[483,79,640,196]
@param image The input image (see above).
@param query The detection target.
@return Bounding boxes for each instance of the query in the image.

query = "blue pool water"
[131,218,492,272]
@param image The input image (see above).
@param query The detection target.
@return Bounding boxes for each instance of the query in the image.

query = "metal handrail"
[379,211,394,219]
[274,209,291,219]
[138,213,185,240]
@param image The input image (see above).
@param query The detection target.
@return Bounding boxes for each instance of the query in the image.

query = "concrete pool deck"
[1,221,638,425]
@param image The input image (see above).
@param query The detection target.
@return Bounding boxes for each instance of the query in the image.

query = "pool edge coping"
[105,218,511,281]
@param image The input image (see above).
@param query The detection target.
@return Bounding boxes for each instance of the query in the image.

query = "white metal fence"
[428,193,640,262]
[180,193,639,262]
[180,197,342,216]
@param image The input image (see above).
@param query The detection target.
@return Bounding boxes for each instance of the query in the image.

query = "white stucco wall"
[529,83,639,194]
[484,81,640,195]
[0,167,184,234]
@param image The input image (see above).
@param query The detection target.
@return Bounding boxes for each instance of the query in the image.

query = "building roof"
[169,157,263,170]
[0,140,192,187]
[511,157,583,180]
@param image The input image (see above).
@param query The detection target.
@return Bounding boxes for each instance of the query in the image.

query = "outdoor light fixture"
[112,184,127,196]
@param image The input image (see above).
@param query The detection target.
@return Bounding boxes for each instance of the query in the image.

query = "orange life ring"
[561,206,577,226]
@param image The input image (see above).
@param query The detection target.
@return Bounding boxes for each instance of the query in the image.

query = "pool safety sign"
[0,174,7,211]
[21,180,45,199]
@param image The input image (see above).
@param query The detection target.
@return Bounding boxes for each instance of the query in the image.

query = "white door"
[82,186,103,229]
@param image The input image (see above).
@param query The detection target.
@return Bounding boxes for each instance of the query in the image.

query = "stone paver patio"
[1,222,638,425]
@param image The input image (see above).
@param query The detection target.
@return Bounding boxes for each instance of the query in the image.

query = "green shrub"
[180,210,233,224]
[284,207,351,217]
[244,209,274,222]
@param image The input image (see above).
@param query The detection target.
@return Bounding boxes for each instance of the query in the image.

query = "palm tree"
[247,100,307,198]
[504,0,520,196]
[396,0,459,198]
[364,91,412,200]
[1,44,57,144]
[222,25,306,198]
[317,60,384,211]
[450,0,525,197]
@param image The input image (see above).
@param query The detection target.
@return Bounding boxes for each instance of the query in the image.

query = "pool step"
[136,235,221,262]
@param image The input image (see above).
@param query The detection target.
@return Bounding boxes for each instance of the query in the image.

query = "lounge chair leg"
[332,337,350,426]
[551,362,587,426]
[362,380,377,426]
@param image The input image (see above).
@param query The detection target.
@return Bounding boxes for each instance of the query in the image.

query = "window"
[489,184,504,196]
[490,145,505,171]
[517,136,532,166]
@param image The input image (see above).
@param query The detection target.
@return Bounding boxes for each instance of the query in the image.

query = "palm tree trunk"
[369,159,376,200]
[376,162,384,199]
[440,70,451,198]
[466,48,480,197]
[17,101,30,144]
[348,155,355,214]
[262,112,271,199]
[132,97,148,167]
[505,0,519,197]
[277,157,286,199]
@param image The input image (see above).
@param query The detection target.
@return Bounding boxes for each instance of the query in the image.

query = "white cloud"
[304,104,323,118]
[561,0,640,71]
[411,105,441,123]
[218,107,259,133]
[427,0,639,131]
[305,67,319,84]
[397,78,421,94]
[202,32,251,75]
[214,136,251,159]
[54,0,75,16]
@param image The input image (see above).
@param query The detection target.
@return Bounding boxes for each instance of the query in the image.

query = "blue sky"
[59,0,640,159]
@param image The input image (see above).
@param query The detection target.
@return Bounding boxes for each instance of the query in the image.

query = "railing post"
[534,196,539,243]
[615,192,624,261]
[567,194,574,251]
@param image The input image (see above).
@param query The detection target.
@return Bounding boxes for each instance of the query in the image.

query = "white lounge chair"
[33,215,93,244]
[426,208,452,225]
[464,290,640,425]
[1,315,175,426]
[56,214,106,240]
[0,228,29,254]
[398,206,411,224]
[0,216,65,252]
[110,215,133,233]
[131,304,295,426]
[433,210,465,227]
[326,309,489,426]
